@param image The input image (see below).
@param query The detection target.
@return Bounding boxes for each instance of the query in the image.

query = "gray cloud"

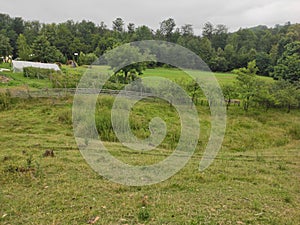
[1,0,300,34]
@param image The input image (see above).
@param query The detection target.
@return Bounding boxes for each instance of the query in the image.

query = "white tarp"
[12,60,61,72]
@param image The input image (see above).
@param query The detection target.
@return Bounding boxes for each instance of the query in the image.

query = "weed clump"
[138,207,150,221]
[57,109,72,125]
[0,90,12,110]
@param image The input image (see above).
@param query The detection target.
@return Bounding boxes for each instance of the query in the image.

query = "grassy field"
[0,71,52,89]
[0,65,274,90]
[0,96,299,224]
[0,63,298,224]
[143,68,273,85]
[0,65,89,89]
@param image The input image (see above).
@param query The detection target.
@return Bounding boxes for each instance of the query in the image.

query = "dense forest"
[0,13,300,82]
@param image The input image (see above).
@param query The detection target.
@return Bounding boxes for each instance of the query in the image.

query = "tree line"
[0,14,300,82]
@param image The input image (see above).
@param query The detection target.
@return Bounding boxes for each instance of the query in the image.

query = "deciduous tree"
[17,34,32,60]
[0,34,12,57]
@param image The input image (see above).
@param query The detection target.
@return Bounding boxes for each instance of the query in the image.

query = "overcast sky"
[1,0,300,34]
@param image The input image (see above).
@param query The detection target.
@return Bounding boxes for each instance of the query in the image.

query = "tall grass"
[95,96,182,150]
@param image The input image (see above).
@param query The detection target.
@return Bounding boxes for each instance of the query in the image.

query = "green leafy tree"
[41,23,57,45]
[198,37,213,64]
[112,18,124,33]
[69,37,84,58]
[222,84,238,109]
[159,18,176,41]
[202,22,214,40]
[224,44,236,70]
[17,34,32,60]
[0,34,12,57]
[255,52,271,76]
[94,37,120,56]
[186,79,203,105]
[236,29,258,51]
[23,20,41,45]
[269,44,279,65]
[226,33,239,52]
[257,29,275,53]
[12,17,24,35]
[273,41,300,83]
[211,24,228,49]
[272,80,299,113]
[254,81,276,111]
[105,44,155,83]
[181,24,194,36]
[78,52,97,66]
[277,36,293,56]
[234,60,259,111]
[76,20,97,53]
[32,35,64,63]
[127,23,135,34]
[135,26,153,40]
[209,56,228,72]
[52,23,75,58]
[234,47,256,68]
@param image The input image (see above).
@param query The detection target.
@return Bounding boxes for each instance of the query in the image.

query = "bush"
[78,52,98,66]
[103,81,125,90]
[49,70,82,88]
[138,207,150,221]
[57,109,72,125]
[23,67,56,79]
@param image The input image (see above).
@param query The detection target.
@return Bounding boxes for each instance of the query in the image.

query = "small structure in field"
[12,60,61,73]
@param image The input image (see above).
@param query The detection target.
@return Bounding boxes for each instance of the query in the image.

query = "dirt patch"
[0,75,12,83]
[43,149,55,157]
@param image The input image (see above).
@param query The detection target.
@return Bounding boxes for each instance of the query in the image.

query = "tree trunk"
[124,71,128,84]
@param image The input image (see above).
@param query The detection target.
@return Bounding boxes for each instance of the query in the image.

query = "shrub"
[23,67,56,79]
[49,71,81,88]
[57,109,72,125]
[102,81,125,90]
[78,52,98,66]
[138,207,150,221]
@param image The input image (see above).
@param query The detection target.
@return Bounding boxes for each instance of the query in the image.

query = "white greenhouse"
[12,60,61,72]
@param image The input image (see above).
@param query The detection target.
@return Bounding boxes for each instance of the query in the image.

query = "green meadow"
[0,93,299,224]
[0,66,274,90]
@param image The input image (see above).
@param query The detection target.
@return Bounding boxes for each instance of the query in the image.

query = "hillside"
[0,96,299,224]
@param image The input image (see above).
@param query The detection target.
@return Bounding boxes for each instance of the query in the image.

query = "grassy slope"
[0,97,299,224]
[0,64,297,224]
[0,71,52,89]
